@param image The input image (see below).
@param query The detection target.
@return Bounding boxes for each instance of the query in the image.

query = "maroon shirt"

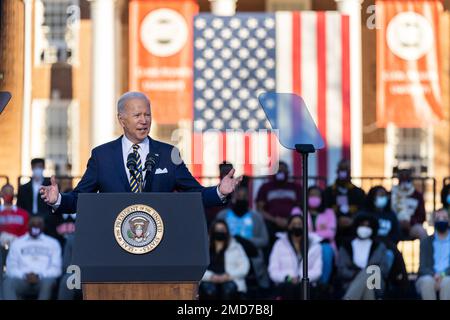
[256,181,301,219]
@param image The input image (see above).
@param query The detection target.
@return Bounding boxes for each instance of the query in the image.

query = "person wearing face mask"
[256,161,302,245]
[440,183,450,216]
[304,186,337,249]
[200,220,250,300]
[0,184,30,300]
[268,214,323,299]
[337,213,389,300]
[217,186,270,293]
[0,184,29,246]
[323,159,366,246]
[3,216,62,300]
[364,186,409,297]
[365,186,400,244]
[17,158,51,218]
[416,209,450,300]
[390,168,427,240]
[304,186,337,287]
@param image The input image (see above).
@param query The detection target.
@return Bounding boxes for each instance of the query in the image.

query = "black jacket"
[337,238,389,290]
[17,178,51,216]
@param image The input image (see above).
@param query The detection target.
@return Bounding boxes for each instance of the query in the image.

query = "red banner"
[376,0,444,128]
[129,0,197,124]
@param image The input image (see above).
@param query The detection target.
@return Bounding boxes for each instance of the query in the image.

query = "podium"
[72,192,210,300]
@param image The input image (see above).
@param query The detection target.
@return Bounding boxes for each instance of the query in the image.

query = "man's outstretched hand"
[218,168,243,196]
[39,176,59,205]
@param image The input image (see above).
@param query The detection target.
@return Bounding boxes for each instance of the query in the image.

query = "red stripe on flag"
[244,132,253,207]
[244,133,252,176]
[317,12,327,178]
[341,15,351,161]
[267,131,279,175]
[220,132,227,164]
[292,11,302,178]
[192,132,203,183]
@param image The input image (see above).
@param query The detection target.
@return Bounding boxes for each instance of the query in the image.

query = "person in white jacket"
[3,216,62,300]
[200,219,250,299]
[268,214,323,299]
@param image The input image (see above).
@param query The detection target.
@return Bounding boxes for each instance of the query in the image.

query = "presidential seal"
[114,204,164,254]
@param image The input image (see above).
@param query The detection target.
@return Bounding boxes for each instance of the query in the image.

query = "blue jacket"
[56,136,223,214]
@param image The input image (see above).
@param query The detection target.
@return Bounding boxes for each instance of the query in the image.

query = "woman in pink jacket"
[291,186,337,285]
[307,186,337,251]
[268,214,323,299]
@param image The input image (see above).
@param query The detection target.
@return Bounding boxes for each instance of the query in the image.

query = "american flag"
[192,12,352,195]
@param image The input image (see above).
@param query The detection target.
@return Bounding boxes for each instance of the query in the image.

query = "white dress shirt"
[122,135,149,182]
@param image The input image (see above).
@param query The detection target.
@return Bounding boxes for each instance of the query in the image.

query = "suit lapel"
[114,135,131,192]
[144,137,160,192]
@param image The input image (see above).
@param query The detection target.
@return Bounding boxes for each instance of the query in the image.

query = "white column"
[89,0,116,148]
[209,0,237,15]
[335,0,363,180]
[21,0,33,176]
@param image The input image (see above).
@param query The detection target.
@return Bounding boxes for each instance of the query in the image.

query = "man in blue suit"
[39,92,242,213]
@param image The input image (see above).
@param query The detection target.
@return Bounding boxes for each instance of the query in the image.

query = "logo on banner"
[387,12,434,61]
[114,204,164,254]
[140,8,188,57]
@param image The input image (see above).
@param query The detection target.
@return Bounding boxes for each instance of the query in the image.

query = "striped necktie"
[130,144,142,193]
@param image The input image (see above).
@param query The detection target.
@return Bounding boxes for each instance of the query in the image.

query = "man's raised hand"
[218,168,243,196]
[39,175,59,205]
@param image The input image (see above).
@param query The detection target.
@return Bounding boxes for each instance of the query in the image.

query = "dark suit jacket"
[56,136,224,214]
[418,235,450,277]
[17,177,51,216]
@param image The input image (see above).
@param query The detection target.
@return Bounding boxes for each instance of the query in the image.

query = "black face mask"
[336,170,350,185]
[232,200,248,217]
[212,231,228,241]
[435,221,449,233]
[289,227,303,237]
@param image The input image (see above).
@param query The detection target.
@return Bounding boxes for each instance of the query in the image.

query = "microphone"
[144,153,156,173]
[126,152,138,171]
[127,152,143,192]
[144,153,157,188]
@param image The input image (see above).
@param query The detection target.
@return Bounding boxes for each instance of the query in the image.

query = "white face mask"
[30,227,42,238]
[357,226,372,239]
[32,168,44,179]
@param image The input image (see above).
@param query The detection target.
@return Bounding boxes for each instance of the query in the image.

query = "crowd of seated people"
[0,157,449,300]
[202,159,450,300]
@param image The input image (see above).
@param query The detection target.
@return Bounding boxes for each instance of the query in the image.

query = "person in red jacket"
[0,184,29,246]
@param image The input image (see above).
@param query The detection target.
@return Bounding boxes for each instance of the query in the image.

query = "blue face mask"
[447,194,450,206]
[374,196,388,209]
